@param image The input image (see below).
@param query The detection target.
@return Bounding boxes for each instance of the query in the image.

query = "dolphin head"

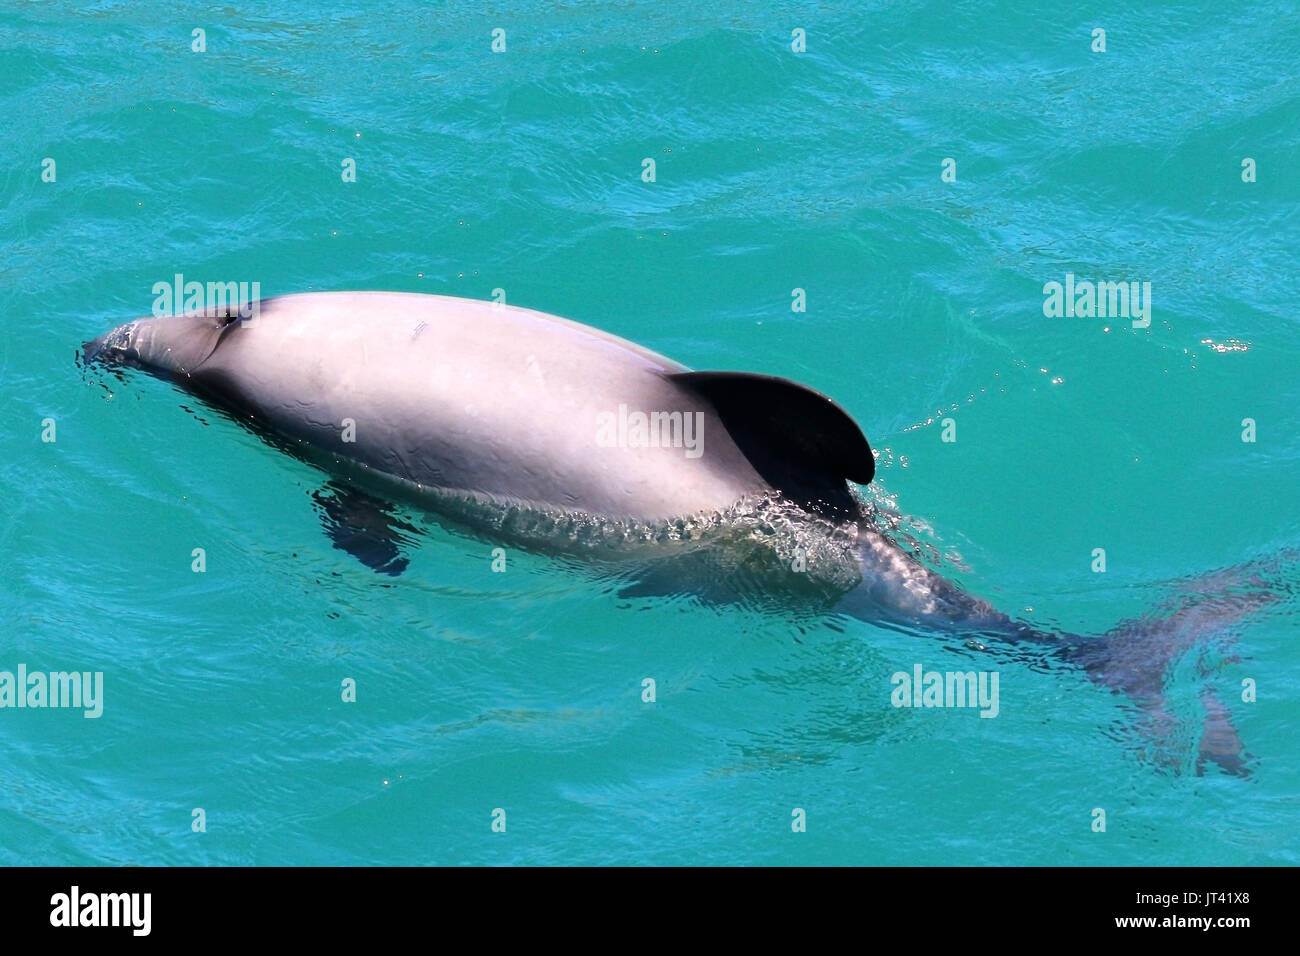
[82,310,241,378]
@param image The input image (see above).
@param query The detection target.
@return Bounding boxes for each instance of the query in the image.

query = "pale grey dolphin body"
[86,292,865,521]
[85,291,885,592]
[83,291,1275,773]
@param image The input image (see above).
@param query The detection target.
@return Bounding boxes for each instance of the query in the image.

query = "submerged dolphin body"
[83,291,1275,773]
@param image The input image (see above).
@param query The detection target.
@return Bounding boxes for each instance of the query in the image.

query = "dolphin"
[82,291,1278,773]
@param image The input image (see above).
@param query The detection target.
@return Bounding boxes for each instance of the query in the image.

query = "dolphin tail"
[1196,686,1249,777]
[1065,558,1290,776]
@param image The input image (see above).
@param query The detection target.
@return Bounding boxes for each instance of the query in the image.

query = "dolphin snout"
[80,312,235,376]
[81,321,142,367]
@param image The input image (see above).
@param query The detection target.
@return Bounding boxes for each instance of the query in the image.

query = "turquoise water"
[3,0,1298,865]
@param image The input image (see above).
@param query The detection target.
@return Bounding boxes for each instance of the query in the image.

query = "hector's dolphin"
[82,291,1277,774]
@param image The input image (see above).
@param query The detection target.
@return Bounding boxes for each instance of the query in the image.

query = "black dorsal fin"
[667,370,874,515]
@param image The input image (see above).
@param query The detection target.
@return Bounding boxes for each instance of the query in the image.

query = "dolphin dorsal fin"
[667,371,874,515]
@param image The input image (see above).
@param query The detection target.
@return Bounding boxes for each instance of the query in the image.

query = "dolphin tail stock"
[1061,554,1292,776]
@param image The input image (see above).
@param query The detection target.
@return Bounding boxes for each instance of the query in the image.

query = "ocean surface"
[1,1,1297,865]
